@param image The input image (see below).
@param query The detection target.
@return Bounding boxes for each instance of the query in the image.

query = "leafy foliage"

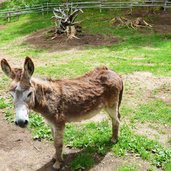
[5,110,14,122]
[70,153,94,170]
[0,98,14,122]
[0,98,9,109]
[29,113,52,140]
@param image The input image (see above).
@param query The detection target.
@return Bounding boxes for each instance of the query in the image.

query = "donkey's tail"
[118,81,123,120]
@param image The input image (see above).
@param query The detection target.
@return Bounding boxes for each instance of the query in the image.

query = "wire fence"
[0,0,171,21]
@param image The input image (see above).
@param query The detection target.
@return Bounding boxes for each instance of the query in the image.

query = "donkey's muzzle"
[15,119,28,128]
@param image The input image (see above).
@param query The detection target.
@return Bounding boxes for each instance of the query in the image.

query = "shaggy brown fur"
[1,57,123,170]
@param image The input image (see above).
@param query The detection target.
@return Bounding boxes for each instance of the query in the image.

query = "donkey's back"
[60,67,123,122]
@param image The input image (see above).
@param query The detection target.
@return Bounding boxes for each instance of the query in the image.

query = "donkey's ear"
[23,57,34,80]
[1,59,15,79]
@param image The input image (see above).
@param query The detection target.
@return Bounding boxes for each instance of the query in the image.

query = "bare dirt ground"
[26,30,119,52]
[0,110,54,171]
[0,25,6,30]
[0,0,5,3]
[131,10,171,34]
[124,72,171,107]
[152,12,171,34]
[134,122,171,148]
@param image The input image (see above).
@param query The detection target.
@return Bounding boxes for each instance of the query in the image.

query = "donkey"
[1,57,123,170]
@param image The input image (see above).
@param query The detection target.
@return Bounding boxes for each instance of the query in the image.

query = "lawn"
[0,8,171,171]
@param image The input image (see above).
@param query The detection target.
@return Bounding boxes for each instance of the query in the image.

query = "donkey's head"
[1,57,35,128]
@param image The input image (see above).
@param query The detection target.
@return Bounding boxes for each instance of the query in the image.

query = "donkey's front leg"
[53,123,65,170]
[51,128,57,160]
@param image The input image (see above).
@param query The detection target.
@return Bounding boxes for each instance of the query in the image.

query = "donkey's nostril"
[16,119,28,128]
[24,120,28,125]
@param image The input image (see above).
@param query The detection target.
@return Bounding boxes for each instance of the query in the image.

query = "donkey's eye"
[27,92,32,98]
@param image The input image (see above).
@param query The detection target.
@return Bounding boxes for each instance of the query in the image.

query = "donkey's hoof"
[52,167,60,171]
[111,138,118,144]
[52,161,61,171]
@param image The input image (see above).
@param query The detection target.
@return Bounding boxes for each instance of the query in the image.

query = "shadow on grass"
[37,140,113,171]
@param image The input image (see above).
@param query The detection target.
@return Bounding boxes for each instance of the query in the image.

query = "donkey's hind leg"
[105,104,120,143]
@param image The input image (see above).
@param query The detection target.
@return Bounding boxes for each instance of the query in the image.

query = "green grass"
[65,121,111,152]
[120,99,171,127]
[164,161,171,171]
[70,153,94,170]
[117,164,138,171]
[0,98,9,109]
[132,100,171,125]
[113,125,171,168]
[36,61,91,78]
[0,13,52,45]
[29,113,52,140]
[0,77,10,92]
[65,122,170,169]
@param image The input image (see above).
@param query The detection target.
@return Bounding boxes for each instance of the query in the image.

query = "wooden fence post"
[71,2,73,12]
[16,8,20,20]
[100,0,102,13]
[164,0,167,11]
[47,2,49,14]
[130,0,133,15]
[42,5,44,15]
[7,12,11,22]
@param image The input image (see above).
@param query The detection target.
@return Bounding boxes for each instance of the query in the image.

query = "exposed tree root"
[111,17,152,29]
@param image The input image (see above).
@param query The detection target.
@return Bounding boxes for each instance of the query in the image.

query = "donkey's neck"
[31,78,62,119]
